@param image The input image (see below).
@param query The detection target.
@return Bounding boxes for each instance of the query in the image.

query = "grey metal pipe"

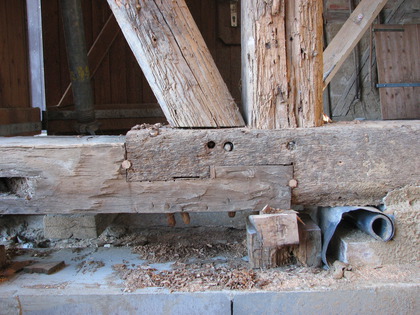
[60,0,98,134]
[317,206,395,267]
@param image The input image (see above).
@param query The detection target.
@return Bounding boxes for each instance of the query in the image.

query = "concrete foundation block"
[43,214,117,239]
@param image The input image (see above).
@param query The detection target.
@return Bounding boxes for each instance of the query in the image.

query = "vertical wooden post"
[242,0,323,128]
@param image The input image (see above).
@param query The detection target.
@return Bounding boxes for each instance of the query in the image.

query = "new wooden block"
[247,211,299,269]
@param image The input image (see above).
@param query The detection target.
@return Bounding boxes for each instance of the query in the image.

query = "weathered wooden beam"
[0,121,418,215]
[323,0,388,88]
[0,136,291,214]
[107,0,244,128]
[126,121,419,206]
[241,0,323,128]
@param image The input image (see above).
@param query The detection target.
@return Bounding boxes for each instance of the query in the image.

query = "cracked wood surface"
[107,0,244,128]
[241,0,323,128]
[0,121,418,214]
[0,137,291,214]
[127,121,420,206]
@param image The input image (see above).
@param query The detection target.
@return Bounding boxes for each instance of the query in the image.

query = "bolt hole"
[287,141,296,150]
[207,141,216,149]
[224,142,234,152]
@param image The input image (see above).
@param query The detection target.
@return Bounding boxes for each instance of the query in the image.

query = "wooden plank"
[90,1,112,106]
[107,0,244,128]
[0,108,41,136]
[0,245,6,269]
[375,24,420,119]
[323,0,388,88]
[23,261,65,275]
[110,33,127,104]
[57,14,121,107]
[6,0,30,108]
[41,0,63,107]
[242,0,323,128]
[0,0,30,109]
[0,0,12,108]
[332,0,408,117]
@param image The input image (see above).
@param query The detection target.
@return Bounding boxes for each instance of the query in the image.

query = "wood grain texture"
[375,24,420,119]
[0,0,30,109]
[242,0,323,128]
[127,121,420,206]
[1,121,419,214]
[107,0,244,127]
[0,137,291,214]
[247,211,299,269]
[323,0,388,88]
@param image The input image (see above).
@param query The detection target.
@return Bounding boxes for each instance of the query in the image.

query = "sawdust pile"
[113,261,333,293]
[110,227,332,292]
[132,242,245,263]
[114,263,261,292]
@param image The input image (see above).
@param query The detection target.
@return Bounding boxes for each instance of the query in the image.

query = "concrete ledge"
[1,284,418,315]
[233,285,419,315]
[1,293,231,315]
[0,248,418,315]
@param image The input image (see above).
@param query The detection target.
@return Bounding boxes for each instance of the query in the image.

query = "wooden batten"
[242,0,323,128]
[323,0,388,88]
[107,0,244,128]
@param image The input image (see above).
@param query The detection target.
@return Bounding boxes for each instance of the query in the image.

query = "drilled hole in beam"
[207,141,216,149]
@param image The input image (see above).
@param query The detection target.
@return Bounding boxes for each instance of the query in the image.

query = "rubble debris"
[332,260,352,280]
[77,260,105,274]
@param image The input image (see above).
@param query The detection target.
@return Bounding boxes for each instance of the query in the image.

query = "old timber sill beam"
[0,121,418,215]
[107,0,244,128]
[241,0,324,128]
[323,0,388,89]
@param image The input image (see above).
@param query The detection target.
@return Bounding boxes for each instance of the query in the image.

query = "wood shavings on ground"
[76,260,105,274]
[110,227,419,293]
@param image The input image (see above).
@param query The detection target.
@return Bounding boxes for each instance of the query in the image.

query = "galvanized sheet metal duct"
[317,206,395,267]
